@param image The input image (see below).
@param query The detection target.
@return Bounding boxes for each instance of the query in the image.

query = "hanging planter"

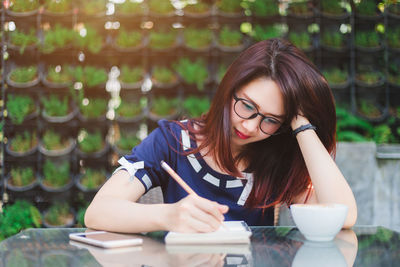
[6,131,38,157]
[42,0,74,16]
[387,27,400,53]
[182,26,214,55]
[115,0,145,18]
[7,28,39,55]
[41,94,77,123]
[387,2,400,19]
[42,202,75,228]
[215,0,246,23]
[38,129,76,157]
[216,25,246,53]
[74,25,105,55]
[173,57,210,95]
[6,165,38,192]
[115,97,144,123]
[6,94,38,125]
[182,95,211,118]
[42,65,74,89]
[287,0,314,19]
[288,31,313,53]
[112,129,141,156]
[76,167,108,192]
[150,65,179,90]
[113,28,146,53]
[355,70,385,88]
[77,128,110,159]
[148,0,176,20]
[148,95,180,121]
[6,65,40,88]
[78,96,108,123]
[6,0,40,17]
[119,65,145,90]
[354,30,383,53]
[354,0,383,20]
[148,27,180,54]
[320,30,349,53]
[247,0,280,22]
[250,23,287,43]
[74,65,108,89]
[40,158,73,192]
[79,0,107,18]
[40,24,76,55]
[183,1,213,21]
[322,68,351,90]
[318,0,350,20]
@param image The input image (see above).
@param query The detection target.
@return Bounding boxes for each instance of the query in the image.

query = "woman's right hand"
[165,194,229,233]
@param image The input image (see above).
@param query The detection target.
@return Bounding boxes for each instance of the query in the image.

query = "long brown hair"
[184,38,336,209]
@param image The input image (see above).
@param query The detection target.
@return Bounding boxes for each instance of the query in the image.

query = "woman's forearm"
[85,196,171,233]
[295,129,358,228]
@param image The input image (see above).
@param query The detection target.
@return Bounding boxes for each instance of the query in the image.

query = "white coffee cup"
[290,203,348,242]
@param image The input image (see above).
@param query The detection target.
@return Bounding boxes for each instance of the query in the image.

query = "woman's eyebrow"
[242,92,285,119]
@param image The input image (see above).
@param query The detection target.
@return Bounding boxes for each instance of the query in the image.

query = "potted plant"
[6,131,38,156]
[115,98,143,122]
[114,28,143,52]
[41,94,76,123]
[8,28,39,54]
[354,0,381,18]
[387,2,400,18]
[43,0,73,14]
[40,24,77,54]
[287,0,313,18]
[39,129,76,157]
[149,96,180,120]
[217,25,244,52]
[0,200,41,241]
[149,28,179,51]
[7,0,40,16]
[6,94,37,125]
[76,167,107,191]
[115,0,144,16]
[183,96,210,118]
[119,65,144,89]
[148,0,175,16]
[288,31,312,51]
[79,97,108,121]
[151,65,179,89]
[43,202,74,227]
[41,159,71,190]
[355,30,382,51]
[7,165,38,191]
[216,0,244,16]
[320,30,348,51]
[183,1,212,19]
[251,24,286,42]
[77,128,108,157]
[42,65,74,88]
[113,129,141,155]
[7,65,40,88]
[388,63,400,87]
[246,0,279,19]
[357,98,385,120]
[183,26,213,52]
[73,65,108,88]
[387,27,400,50]
[336,106,373,142]
[319,0,349,18]
[355,70,384,87]
[174,57,209,92]
[322,68,350,89]
[74,25,103,54]
[80,0,107,16]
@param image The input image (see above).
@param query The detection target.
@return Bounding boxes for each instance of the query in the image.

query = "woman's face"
[230,77,285,152]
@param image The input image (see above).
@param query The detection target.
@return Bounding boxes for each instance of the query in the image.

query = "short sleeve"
[114,120,178,192]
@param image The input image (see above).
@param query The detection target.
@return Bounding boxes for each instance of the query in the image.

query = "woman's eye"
[264,118,280,125]
[243,102,255,111]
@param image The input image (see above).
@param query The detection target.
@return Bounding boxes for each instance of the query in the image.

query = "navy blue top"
[117,119,274,226]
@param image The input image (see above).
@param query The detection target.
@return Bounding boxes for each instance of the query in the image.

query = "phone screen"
[78,232,138,242]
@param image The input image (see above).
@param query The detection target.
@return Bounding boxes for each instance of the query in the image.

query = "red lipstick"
[234,128,250,139]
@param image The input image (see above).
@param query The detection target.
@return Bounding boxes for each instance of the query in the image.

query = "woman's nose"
[242,117,259,133]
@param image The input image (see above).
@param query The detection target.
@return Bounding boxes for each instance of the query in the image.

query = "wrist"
[293,123,316,136]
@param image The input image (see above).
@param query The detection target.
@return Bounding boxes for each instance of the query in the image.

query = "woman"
[85,38,357,233]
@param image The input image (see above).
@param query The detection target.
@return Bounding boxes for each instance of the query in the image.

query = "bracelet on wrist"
[293,123,316,136]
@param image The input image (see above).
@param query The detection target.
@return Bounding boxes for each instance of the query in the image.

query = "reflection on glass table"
[0,226,399,266]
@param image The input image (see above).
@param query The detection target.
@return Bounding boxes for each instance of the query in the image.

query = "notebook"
[164,221,252,245]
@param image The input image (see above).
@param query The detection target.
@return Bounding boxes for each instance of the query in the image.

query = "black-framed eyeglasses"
[233,94,286,135]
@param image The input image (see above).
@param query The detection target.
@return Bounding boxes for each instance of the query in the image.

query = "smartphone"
[69,231,143,248]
